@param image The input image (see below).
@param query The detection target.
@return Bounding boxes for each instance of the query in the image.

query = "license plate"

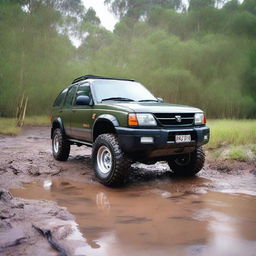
[175,134,191,143]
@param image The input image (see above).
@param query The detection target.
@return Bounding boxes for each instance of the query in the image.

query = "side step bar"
[68,139,93,147]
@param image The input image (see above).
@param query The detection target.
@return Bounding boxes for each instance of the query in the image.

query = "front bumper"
[116,126,210,157]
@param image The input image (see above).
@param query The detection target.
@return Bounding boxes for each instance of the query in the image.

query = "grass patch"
[0,115,49,135]
[24,115,50,126]
[207,119,256,148]
[251,145,256,155]
[228,147,248,161]
[0,118,21,135]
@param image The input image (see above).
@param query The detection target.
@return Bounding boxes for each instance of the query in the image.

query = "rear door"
[61,84,78,137]
[70,82,93,142]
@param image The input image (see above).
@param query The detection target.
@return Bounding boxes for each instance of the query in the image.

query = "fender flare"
[51,117,65,139]
[93,114,119,127]
[92,114,119,141]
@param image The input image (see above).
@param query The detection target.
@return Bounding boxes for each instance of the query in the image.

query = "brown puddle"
[11,176,256,256]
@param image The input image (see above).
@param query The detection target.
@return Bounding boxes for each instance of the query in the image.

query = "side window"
[63,85,77,107]
[53,88,68,107]
[76,82,91,98]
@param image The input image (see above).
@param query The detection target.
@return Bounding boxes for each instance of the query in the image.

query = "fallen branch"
[32,225,68,256]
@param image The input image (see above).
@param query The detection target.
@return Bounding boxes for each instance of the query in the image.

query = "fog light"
[141,137,154,144]
[204,135,208,140]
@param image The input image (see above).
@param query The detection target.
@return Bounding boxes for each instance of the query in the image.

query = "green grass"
[0,115,50,135]
[0,118,21,135]
[228,147,248,161]
[207,119,256,149]
[24,115,50,126]
[251,144,256,155]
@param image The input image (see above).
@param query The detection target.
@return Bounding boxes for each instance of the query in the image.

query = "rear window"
[53,88,68,107]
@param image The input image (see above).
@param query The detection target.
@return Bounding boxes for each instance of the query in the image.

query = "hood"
[113,102,202,113]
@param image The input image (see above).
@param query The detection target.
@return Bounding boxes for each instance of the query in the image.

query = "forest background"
[0,0,256,119]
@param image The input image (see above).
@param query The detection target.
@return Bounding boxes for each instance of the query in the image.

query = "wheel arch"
[93,114,119,142]
[51,117,65,139]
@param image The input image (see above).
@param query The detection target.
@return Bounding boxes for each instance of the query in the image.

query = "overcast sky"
[82,0,118,31]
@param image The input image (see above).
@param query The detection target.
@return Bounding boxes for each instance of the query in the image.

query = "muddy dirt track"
[0,126,256,256]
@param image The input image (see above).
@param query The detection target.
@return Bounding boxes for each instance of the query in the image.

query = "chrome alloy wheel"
[53,134,59,153]
[97,146,113,174]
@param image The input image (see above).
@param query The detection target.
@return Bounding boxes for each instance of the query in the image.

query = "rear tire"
[92,134,131,186]
[167,147,205,176]
[52,128,70,161]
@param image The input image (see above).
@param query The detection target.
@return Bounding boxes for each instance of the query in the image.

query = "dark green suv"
[51,75,210,186]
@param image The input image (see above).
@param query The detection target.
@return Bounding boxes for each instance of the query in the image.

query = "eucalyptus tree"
[104,0,184,20]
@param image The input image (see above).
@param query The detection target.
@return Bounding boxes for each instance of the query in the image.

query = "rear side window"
[64,85,77,107]
[53,88,68,107]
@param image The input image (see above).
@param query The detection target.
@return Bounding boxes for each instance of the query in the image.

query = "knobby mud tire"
[92,134,131,186]
[167,146,205,176]
[52,128,70,161]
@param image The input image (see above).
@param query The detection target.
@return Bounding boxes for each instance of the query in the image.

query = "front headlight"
[128,113,157,126]
[137,114,157,126]
[194,113,206,125]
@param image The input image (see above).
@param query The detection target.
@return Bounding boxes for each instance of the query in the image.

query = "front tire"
[167,147,205,176]
[52,128,70,161]
[92,134,131,186]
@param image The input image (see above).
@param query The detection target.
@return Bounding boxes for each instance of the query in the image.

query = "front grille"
[154,113,194,126]
[168,131,196,142]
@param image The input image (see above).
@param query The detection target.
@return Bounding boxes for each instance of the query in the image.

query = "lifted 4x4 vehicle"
[51,75,210,186]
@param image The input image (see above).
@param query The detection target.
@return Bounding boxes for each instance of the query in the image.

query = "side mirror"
[157,97,164,103]
[76,96,91,105]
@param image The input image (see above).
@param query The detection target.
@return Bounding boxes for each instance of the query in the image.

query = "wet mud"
[0,126,256,256]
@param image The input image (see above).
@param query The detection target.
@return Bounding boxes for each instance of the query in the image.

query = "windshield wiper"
[138,99,158,102]
[101,97,134,102]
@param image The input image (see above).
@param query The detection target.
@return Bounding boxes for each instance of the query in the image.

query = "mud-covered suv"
[51,75,210,186]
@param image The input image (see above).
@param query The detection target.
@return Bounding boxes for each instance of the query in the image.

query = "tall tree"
[242,0,256,15]
[104,0,183,20]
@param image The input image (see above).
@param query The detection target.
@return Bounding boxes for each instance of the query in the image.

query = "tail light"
[203,115,207,124]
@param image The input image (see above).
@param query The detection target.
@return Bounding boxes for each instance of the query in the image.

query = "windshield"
[92,80,157,103]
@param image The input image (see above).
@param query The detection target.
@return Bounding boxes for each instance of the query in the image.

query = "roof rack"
[72,75,135,84]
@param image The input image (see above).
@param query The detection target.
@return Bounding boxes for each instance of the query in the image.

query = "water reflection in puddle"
[11,177,256,256]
